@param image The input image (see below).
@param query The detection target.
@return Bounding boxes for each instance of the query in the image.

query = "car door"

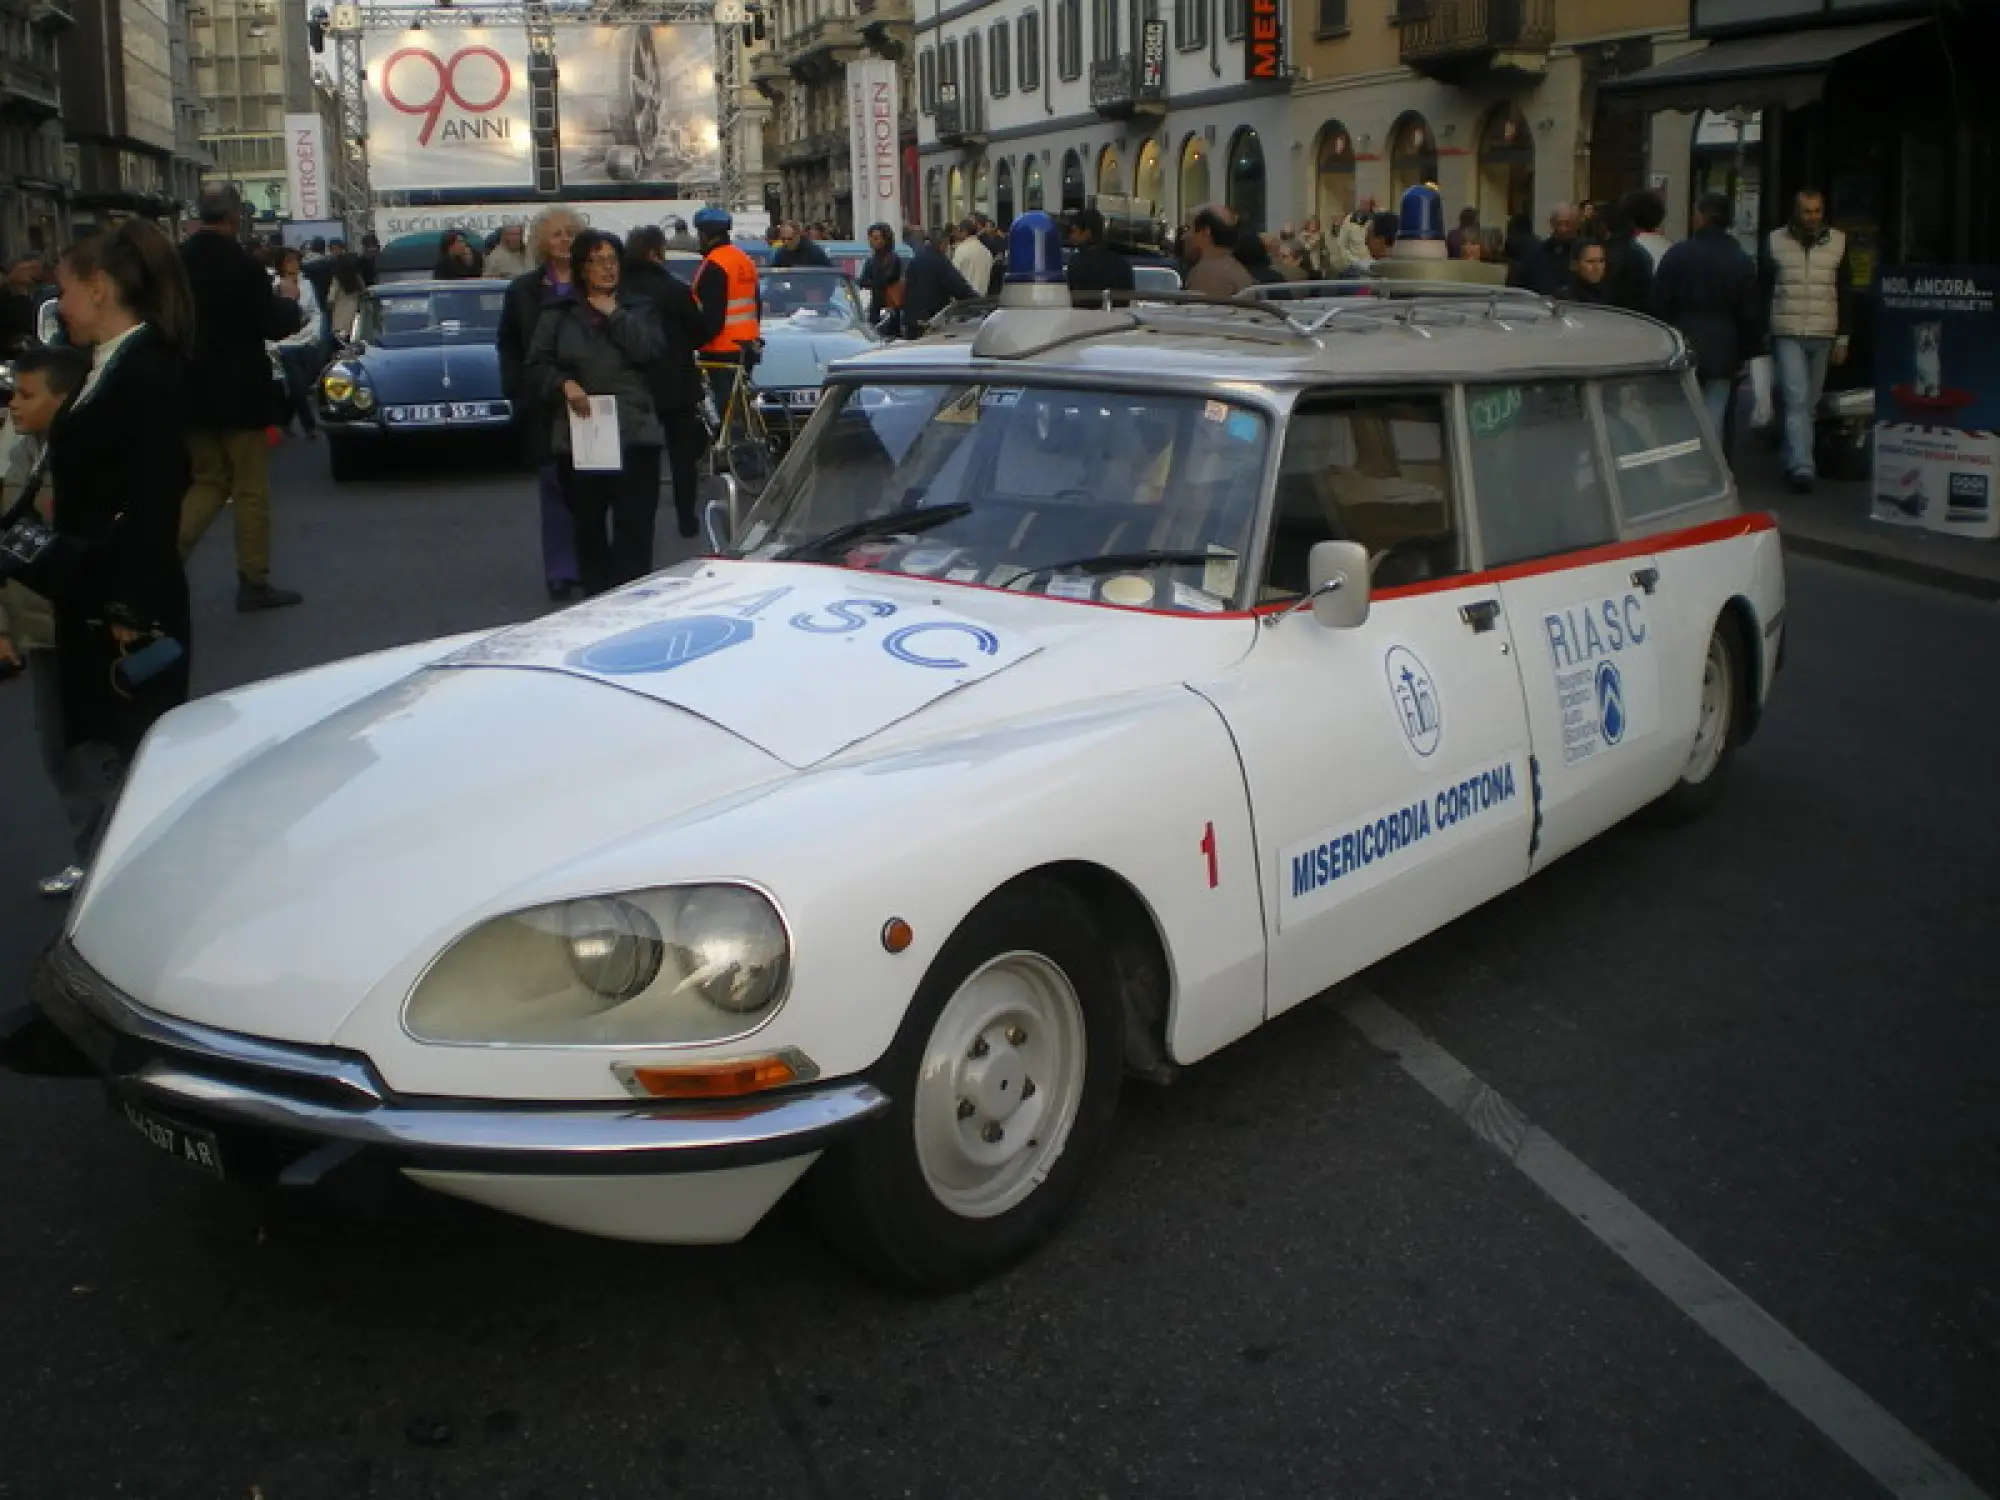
[1465,380,1686,869]
[1192,390,1537,1020]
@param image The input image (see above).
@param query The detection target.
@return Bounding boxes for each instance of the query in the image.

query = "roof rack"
[926,290,1325,355]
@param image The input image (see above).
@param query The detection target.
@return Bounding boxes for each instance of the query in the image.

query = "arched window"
[996,157,1016,226]
[1023,156,1045,211]
[926,167,943,229]
[1097,143,1124,199]
[1134,137,1163,214]
[1226,127,1265,235]
[972,159,991,217]
[1178,132,1210,220]
[1312,120,1355,230]
[1060,148,1085,211]
[948,164,966,221]
[1389,111,1438,194]
[1477,103,1535,226]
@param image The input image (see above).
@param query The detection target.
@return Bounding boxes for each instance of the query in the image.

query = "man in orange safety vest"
[690,207,762,423]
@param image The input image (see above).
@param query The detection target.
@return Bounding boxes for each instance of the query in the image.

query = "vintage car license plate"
[781,388,820,409]
[121,1100,224,1179]
[388,402,504,425]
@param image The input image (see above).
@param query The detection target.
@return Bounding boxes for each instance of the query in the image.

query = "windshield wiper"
[1000,549,1233,588]
[774,501,973,562]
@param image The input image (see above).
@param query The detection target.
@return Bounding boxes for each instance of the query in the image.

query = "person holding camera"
[523,228,667,596]
[4,221,196,894]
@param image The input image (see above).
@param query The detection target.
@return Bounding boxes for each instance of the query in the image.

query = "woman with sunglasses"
[522,228,666,596]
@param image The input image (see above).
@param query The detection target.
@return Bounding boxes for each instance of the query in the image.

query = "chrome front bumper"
[13,943,888,1185]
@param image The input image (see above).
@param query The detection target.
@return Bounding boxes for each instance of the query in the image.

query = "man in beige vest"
[1764,189,1852,493]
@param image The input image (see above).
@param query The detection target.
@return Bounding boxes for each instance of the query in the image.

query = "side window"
[1262,391,1461,601]
[1601,374,1727,521]
[1466,382,1615,567]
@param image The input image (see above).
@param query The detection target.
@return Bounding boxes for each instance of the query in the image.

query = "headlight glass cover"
[405,884,792,1046]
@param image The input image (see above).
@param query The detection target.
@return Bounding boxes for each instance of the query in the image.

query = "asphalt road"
[1,441,1994,1500]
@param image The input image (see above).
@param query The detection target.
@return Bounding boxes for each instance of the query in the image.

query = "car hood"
[73,668,791,1044]
[70,561,1257,1042]
[754,323,874,388]
[354,340,503,405]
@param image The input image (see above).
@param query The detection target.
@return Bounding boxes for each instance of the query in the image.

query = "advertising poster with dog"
[1873,266,1999,540]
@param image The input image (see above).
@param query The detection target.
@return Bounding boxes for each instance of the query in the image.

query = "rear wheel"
[1653,615,1743,822]
[812,879,1124,1291]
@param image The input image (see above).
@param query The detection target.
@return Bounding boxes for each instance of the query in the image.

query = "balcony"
[784,13,863,78]
[28,0,76,32]
[774,129,844,169]
[751,50,792,95]
[1089,51,1164,120]
[0,62,62,121]
[934,87,984,148]
[1398,0,1553,83]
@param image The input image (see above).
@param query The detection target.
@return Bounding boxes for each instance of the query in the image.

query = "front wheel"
[1652,614,1743,823]
[811,879,1125,1292]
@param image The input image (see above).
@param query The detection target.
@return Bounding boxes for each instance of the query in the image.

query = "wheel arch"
[994,860,1179,1086]
[1719,594,1763,744]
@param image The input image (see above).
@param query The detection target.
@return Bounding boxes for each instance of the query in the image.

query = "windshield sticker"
[1540,592,1658,766]
[945,565,983,583]
[1045,575,1096,602]
[980,387,1024,408]
[900,547,959,576]
[1468,387,1523,436]
[1278,759,1527,930]
[1203,400,1229,423]
[1224,411,1262,443]
[1172,582,1225,614]
[1099,575,1154,607]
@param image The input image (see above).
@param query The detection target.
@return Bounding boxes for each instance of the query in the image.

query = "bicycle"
[698,354,775,491]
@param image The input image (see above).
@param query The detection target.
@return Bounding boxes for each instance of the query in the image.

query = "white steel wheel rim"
[912,951,1088,1220]
[1683,630,1733,786]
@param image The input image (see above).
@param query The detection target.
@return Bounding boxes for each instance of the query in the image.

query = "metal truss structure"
[329,0,747,233]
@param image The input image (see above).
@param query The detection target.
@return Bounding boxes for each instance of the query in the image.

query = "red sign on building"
[1246,0,1283,80]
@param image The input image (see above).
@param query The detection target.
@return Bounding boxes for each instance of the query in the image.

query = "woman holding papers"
[523,229,667,597]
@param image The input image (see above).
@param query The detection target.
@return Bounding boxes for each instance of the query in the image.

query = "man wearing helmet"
[689,207,762,421]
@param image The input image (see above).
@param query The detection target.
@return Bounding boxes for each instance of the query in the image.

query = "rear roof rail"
[926,290,1322,349]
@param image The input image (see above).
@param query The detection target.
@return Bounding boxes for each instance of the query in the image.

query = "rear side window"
[1602,375,1727,520]
[1466,382,1616,567]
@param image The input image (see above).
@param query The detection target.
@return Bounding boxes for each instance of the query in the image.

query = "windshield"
[360,288,506,347]
[760,270,865,329]
[731,382,1272,613]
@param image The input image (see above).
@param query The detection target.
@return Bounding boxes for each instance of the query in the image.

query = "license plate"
[122,1100,224,1179]
[782,388,820,409]
[388,401,504,425]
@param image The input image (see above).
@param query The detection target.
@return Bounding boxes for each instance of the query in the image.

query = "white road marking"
[1339,991,1990,1500]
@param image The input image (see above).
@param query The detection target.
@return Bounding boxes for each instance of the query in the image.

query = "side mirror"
[1307,540,1371,629]
[35,298,62,347]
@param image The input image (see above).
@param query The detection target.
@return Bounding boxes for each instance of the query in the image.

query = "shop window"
[1601,376,1727,522]
[1264,391,1462,599]
[1467,383,1617,566]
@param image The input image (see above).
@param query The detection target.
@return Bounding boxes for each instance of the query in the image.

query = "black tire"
[1651,612,1745,824]
[811,878,1125,1292]
[326,438,370,483]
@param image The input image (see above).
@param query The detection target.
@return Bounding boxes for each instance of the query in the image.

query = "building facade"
[188,0,312,219]
[761,0,915,234]
[60,0,207,224]
[0,0,71,258]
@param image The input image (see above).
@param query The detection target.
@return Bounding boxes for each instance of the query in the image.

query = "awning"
[1599,19,1929,114]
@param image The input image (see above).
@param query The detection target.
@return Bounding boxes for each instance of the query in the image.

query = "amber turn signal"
[881,918,914,954]
[615,1049,818,1101]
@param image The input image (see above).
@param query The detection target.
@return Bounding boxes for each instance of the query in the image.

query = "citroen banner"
[556,25,719,187]
[846,59,902,231]
[363,29,534,193]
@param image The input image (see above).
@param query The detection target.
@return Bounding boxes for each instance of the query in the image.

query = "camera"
[0,513,57,582]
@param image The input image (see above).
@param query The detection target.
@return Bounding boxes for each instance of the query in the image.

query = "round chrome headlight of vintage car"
[405,884,792,1046]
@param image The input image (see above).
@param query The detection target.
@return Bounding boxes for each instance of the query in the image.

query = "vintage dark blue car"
[318,280,514,482]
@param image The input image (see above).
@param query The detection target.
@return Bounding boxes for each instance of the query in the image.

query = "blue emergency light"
[1005,211,1065,285]
[1398,183,1445,245]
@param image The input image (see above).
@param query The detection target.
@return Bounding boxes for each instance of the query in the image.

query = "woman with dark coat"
[497,207,584,599]
[620,224,713,539]
[523,228,666,596]
[34,220,195,879]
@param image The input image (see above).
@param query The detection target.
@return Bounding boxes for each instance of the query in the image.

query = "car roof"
[830,286,1687,390]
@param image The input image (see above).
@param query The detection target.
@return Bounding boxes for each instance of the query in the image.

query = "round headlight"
[564,896,664,1003]
[352,387,376,411]
[321,370,356,402]
[669,885,790,1014]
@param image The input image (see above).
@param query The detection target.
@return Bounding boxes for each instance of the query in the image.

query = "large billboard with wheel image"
[556,25,719,189]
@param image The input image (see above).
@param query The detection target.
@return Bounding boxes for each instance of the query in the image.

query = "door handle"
[1460,599,1501,634]
[1631,566,1660,595]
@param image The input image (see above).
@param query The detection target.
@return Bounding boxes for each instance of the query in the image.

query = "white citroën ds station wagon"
[9,212,1785,1291]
